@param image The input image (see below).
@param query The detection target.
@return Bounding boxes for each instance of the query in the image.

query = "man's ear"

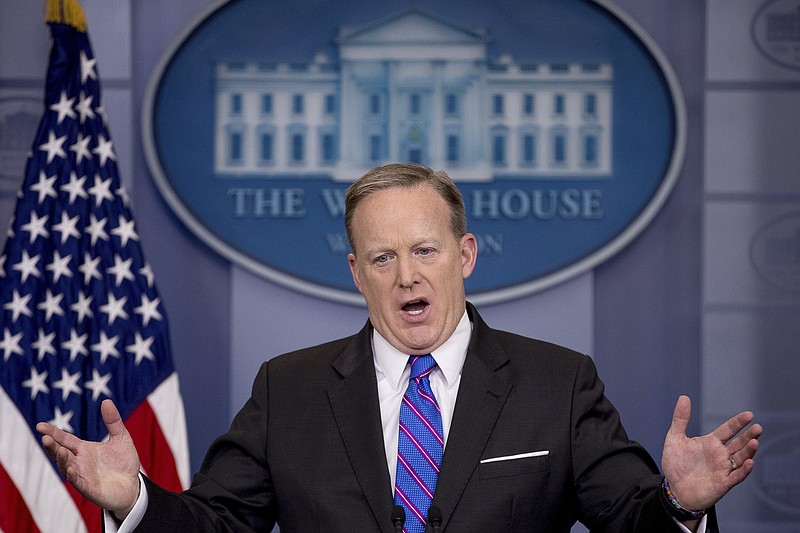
[460,233,478,279]
[348,253,363,293]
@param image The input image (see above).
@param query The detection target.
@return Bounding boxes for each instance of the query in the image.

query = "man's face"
[348,184,477,355]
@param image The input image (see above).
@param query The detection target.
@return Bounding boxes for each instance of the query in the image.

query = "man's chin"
[399,331,441,355]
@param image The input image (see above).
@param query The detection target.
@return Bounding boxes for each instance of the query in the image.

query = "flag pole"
[45,0,86,32]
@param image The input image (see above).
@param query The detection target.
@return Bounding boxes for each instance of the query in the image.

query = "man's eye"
[418,248,432,255]
[374,254,389,263]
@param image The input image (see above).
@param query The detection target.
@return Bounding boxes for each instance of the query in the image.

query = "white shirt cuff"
[102,473,149,533]
[674,513,708,533]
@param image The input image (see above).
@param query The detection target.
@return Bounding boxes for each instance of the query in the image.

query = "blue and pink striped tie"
[394,354,444,533]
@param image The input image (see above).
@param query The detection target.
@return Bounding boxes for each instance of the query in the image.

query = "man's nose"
[397,256,420,288]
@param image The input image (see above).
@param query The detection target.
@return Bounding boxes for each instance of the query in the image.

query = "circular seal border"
[142,0,686,307]
[751,0,800,72]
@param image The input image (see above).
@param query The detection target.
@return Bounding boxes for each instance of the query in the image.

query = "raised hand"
[661,395,762,512]
[36,399,141,520]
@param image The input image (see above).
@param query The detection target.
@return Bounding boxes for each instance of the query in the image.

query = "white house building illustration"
[214,9,613,181]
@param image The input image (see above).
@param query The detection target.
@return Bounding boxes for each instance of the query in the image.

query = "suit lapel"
[327,324,395,533]
[432,304,512,530]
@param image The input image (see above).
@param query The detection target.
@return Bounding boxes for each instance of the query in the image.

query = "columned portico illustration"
[214,8,613,181]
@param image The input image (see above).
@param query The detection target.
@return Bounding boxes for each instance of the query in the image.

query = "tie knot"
[409,354,437,380]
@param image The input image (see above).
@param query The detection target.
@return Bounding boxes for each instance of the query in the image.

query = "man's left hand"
[661,395,762,512]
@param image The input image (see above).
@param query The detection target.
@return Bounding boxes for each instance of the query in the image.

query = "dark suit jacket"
[137,303,717,532]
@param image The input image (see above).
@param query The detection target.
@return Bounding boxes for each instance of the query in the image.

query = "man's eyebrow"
[362,246,394,257]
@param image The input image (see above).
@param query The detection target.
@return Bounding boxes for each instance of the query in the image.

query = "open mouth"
[402,299,429,316]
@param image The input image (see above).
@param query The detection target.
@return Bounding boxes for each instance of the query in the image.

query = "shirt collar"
[373,310,471,391]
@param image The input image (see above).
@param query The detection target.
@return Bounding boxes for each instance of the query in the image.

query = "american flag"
[0,4,190,532]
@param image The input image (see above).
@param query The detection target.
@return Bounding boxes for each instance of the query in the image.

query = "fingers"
[729,443,758,473]
[55,444,75,478]
[35,432,78,479]
[728,437,758,482]
[726,422,763,453]
[725,456,754,488]
[36,423,77,477]
[667,395,691,438]
[36,417,91,480]
[712,410,755,443]
[100,400,126,438]
[36,421,84,455]
[727,424,761,472]
[39,434,60,463]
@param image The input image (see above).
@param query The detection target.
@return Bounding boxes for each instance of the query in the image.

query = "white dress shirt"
[373,310,471,488]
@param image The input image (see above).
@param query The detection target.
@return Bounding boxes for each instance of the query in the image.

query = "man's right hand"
[36,399,141,521]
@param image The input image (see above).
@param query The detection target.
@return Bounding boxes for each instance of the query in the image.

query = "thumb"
[101,399,127,438]
[668,395,692,438]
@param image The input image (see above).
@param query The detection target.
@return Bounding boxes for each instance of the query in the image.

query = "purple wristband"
[662,477,706,520]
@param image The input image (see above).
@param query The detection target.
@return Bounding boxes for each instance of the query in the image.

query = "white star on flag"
[38,130,67,163]
[100,293,129,325]
[48,406,75,433]
[70,291,94,322]
[22,367,50,400]
[30,170,58,203]
[70,131,93,164]
[92,133,116,166]
[84,369,112,401]
[75,90,95,123]
[80,49,97,84]
[46,250,74,282]
[134,295,163,326]
[0,328,24,361]
[49,91,77,124]
[78,252,102,284]
[88,174,114,206]
[139,263,155,288]
[107,255,135,286]
[111,215,139,246]
[52,211,81,244]
[60,171,89,204]
[20,211,50,244]
[3,290,33,322]
[62,328,89,362]
[91,330,120,364]
[11,249,41,282]
[32,328,57,361]
[126,331,155,365]
[36,289,65,321]
[85,213,109,245]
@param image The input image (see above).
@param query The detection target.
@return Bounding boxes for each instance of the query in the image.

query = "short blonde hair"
[344,163,467,253]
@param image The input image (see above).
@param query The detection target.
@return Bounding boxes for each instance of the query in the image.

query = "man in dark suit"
[38,163,761,532]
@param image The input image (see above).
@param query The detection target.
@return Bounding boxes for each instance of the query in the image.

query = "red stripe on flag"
[64,483,101,533]
[0,461,41,533]
[126,400,183,493]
